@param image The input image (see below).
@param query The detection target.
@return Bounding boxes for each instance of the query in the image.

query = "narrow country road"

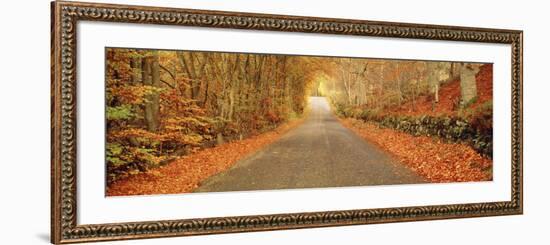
[194,97,424,192]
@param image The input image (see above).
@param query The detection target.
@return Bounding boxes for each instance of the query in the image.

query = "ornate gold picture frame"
[51,1,523,243]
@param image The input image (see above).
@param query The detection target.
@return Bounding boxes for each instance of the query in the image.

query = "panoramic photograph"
[105,48,493,196]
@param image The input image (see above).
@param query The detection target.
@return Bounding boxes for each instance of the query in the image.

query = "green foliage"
[104,48,318,185]
[106,142,159,183]
[106,105,135,121]
[106,143,125,167]
[106,100,226,182]
[463,101,493,157]
[333,102,358,118]
[460,95,479,109]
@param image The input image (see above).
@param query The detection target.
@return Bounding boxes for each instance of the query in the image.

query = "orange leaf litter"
[107,119,304,196]
[340,118,492,183]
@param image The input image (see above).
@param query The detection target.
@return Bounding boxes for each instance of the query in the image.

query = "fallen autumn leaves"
[340,118,492,183]
[107,118,304,196]
[107,113,492,196]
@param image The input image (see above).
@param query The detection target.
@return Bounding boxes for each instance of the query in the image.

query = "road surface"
[194,97,424,192]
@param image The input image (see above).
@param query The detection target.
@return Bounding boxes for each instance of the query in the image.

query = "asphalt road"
[194,97,424,193]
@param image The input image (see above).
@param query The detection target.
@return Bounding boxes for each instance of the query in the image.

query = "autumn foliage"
[107,119,304,196]
[389,63,493,116]
[334,62,493,182]
[340,118,492,182]
[106,47,494,194]
[106,48,320,186]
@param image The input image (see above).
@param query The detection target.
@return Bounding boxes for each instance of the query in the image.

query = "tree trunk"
[377,63,385,109]
[142,51,161,132]
[396,63,402,106]
[427,63,440,105]
[450,63,456,80]
[459,63,480,107]
[130,57,140,84]
[226,55,241,121]
[228,85,235,120]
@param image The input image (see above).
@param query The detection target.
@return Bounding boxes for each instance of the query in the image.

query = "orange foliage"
[106,118,304,196]
[390,64,493,116]
[469,63,493,110]
[107,85,156,105]
[340,118,492,183]
[108,128,163,142]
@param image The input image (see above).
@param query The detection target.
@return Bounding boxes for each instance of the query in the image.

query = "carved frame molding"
[51,1,523,243]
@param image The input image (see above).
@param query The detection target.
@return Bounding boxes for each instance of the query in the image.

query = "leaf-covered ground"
[340,118,492,183]
[389,64,493,116]
[106,118,304,196]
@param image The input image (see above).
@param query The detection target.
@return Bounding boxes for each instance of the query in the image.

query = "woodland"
[106,48,320,184]
[106,48,493,195]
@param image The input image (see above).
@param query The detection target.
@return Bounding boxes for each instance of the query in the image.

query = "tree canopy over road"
[106,48,492,195]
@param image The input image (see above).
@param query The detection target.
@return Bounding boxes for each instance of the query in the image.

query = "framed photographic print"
[51,0,523,243]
